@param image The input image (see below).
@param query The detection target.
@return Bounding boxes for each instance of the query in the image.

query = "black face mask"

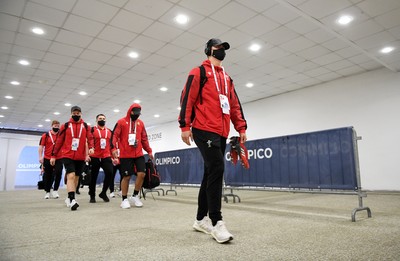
[72,115,81,122]
[52,127,59,133]
[98,120,106,127]
[212,48,226,61]
[130,114,139,121]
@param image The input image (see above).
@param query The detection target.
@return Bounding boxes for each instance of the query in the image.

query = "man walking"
[179,38,247,243]
[51,106,93,211]
[88,114,113,203]
[111,103,154,209]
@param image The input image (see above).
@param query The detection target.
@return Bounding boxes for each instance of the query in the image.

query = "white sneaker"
[120,199,131,209]
[70,199,79,211]
[129,195,143,207]
[52,191,59,199]
[110,192,115,198]
[44,193,50,199]
[211,221,234,243]
[65,198,70,207]
[193,216,213,234]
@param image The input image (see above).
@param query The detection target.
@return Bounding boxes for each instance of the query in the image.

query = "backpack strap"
[198,65,207,104]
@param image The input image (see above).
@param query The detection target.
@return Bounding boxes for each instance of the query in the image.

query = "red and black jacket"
[39,131,60,160]
[52,119,93,161]
[179,59,247,138]
[111,103,152,159]
[89,125,112,159]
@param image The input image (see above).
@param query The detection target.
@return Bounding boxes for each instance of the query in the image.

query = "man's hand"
[88,148,94,155]
[50,158,55,166]
[181,131,193,146]
[239,132,247,143]
[85,155,91,162]
[112,150,119,159]
[149,153,154,160]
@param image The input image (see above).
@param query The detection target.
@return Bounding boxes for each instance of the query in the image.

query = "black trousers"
[192,128,227,225]
[89,157,113,196]
[43,158,63,193]
[109,164,121,193]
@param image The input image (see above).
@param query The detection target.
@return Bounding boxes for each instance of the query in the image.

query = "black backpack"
[143,159,160,189]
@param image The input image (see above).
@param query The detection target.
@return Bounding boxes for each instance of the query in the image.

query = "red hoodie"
[179,59,247,138]
[111,103,152,158]
[52,119,94,161]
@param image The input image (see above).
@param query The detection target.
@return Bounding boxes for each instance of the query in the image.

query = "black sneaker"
[99,192,110,202]
[89,196,96,203]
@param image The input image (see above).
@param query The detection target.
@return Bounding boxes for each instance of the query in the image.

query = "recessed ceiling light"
[175,14,189,24]
[10,81,20,85]
[154,114,160,118]
[160,87,168,92]
[18,59,30,66]
[54,112,60,115]
[45,119,51,122]
[5,96,13,99]
[246,82,254,88]
[79,91,87,96]
[38,124,43,127]
[128,52,139,59]
[1,106,8,110]
[32,27,45,35]
[177,107,181,110]
[64,103,71,106]
[337,15,353,25]
[0,115,4,118]
[113,109,120,113]
[249,44,261,52]
[380,46,394,54]
[133,99,141,104]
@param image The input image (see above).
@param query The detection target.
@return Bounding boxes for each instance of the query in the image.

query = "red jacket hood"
[125,103,141,120]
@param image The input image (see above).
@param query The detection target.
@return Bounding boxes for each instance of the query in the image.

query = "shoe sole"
[99,195,110,202]
[71,203,79,211]
[193,224,211,234]
[211,233,233,244]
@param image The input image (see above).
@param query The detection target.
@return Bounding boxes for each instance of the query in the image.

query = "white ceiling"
[1,0,399,131]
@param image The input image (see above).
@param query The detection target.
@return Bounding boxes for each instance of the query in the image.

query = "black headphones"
[204,39,212,56]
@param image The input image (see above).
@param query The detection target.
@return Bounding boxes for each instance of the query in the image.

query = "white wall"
[147,68,400,191]
[0,133,41,191]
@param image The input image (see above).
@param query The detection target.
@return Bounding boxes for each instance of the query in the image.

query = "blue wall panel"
[155,127,358,190]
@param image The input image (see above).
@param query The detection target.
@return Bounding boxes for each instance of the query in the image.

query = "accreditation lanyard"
[128,119,137,146]
[96,127,108,139]
[97,127,108,150]
[211,64,230,114]
[48,131,55,145]
[70,123,84,139]
[211,64,228,95]
[70,123,84,151]
[129,119,137,134]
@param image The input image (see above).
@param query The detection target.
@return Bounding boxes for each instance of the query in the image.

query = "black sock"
[122,195,127,200]
[68,192,75,202]
[133,190,139,196]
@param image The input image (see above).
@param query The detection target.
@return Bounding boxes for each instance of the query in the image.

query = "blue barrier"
[223,127,357,190]
[155,127,371,221]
